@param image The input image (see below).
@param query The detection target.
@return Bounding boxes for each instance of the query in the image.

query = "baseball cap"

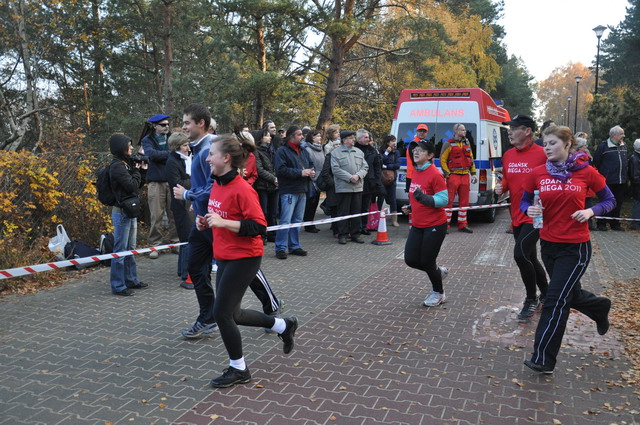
[502,115,536,130]
[417,124,429,131]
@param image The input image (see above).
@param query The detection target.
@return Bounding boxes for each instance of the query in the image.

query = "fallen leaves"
[603,278,640,386]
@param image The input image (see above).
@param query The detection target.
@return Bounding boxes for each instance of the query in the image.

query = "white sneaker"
[423,291,446,307]
[212,263,218,273]
[439,266,449,280]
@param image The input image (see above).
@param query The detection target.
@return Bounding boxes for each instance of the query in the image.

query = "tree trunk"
[316,40,345,132]
[13,0,42,150]
[254,15,267,129]
[162,0,174,115]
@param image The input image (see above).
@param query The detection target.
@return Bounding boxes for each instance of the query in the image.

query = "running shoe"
[517,297,539,322]
[210,367,251,388]
[422,291,446,307]
[181,321,217,339]
[524,359,553,374]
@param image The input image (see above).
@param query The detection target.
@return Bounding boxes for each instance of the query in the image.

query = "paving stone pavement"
[1,210,639,425]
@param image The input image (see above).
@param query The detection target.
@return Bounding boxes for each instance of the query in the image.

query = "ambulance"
[390,88,511,222]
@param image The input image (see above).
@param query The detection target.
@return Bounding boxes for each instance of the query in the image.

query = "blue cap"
[147,114,170,123]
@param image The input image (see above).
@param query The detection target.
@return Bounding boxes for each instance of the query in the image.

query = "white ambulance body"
[390,88,511,222]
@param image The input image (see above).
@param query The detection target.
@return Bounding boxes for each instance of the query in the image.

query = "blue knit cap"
[147,114,170,123]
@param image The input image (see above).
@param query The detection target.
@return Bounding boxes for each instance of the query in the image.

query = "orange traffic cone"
[372,210,392,245]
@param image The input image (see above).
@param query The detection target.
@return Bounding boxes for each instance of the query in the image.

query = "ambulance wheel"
[480,206,496,223]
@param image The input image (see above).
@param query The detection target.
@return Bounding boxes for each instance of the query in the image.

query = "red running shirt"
[409,163,448,228]
[208,174,266,260]
[524,165,607,243]
[501,143,547,227]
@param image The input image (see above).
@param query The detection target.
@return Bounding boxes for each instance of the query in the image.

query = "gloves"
[413,188,435,207]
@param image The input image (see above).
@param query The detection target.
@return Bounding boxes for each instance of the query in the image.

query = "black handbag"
[120,195,142,218]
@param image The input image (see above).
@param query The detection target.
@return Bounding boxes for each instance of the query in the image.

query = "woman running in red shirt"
[402,140,449,307]
[199,134,298,388]
[520,126,615,374]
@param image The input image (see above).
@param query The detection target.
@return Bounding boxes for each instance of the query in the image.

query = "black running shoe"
[517,297,539,322]
[524,359,553,374]
[279,317,298,354]
[210,367,251,388]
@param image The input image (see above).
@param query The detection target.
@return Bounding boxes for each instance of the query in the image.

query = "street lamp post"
[567,96,572,127]
[574,76,582,133]
[593,25,607,95]
[562,108,567,126]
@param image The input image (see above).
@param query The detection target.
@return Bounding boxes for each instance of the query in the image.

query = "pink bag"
[367,202,380,230]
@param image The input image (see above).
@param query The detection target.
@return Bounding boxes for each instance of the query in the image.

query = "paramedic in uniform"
[440,123,477,233]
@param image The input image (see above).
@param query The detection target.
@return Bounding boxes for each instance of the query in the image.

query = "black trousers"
[187,225,281,325]
[404,223,447,293]
[597,183,624,229]
[336,192,362,237]
[303,190,321,230]
[532,240,610,369]
[512,223,548,300]
[214,257,276,360]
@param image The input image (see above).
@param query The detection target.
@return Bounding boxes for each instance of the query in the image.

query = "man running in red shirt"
[496,114,549,322]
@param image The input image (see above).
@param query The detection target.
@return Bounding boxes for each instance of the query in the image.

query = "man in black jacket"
[593,125,628,231]
[274,126,315,259]
[141,114,178,257]
[630,139,640,231]
[355,129,384,235]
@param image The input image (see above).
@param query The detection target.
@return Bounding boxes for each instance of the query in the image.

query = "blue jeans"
[110,209,140,293]
[275,193,306,253]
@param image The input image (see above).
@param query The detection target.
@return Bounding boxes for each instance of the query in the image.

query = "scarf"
[178,151,192,176]
[416,161,432,171]
[546,152,589,183]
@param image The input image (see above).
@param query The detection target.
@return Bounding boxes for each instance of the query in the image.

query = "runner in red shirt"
[402,140,450,307]
[200,134,298,388]
[496,115,548,322]
[520,126,615,374]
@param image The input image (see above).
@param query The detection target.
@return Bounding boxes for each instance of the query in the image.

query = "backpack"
[64,241,100,270]
[95,161,117,206]
[99,232,115,266]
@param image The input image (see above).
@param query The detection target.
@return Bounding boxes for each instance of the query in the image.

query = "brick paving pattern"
[1,210,638,425]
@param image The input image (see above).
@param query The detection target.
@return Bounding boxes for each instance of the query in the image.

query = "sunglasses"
[156,123,170,127]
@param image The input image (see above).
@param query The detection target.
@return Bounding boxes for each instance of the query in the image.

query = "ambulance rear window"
[396,123,477,158]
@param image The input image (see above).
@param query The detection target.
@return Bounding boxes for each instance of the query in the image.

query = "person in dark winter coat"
[302,129,325,233]
[108,133,147,296]
[630,139,640,230]
[354,129,384,234]
[318,150,339,236]
[593,125,629,231]
[252,129,278,243]
[273,126,315,259]
[378,135,401,227]
[139,114,178,255]
[166,132,194,287]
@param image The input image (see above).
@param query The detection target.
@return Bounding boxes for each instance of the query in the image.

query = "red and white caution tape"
[0,243,186,280]
[3,202,637,280]
[593,216,640,222]
[265,210,379,231]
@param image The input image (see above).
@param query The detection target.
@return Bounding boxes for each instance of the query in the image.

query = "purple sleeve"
[591,186,616,216]
[520,190,534,215]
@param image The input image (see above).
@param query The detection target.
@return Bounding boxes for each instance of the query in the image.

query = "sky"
[498,0,631,83]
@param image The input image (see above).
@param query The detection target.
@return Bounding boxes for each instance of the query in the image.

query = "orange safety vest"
[447,141,473,170]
